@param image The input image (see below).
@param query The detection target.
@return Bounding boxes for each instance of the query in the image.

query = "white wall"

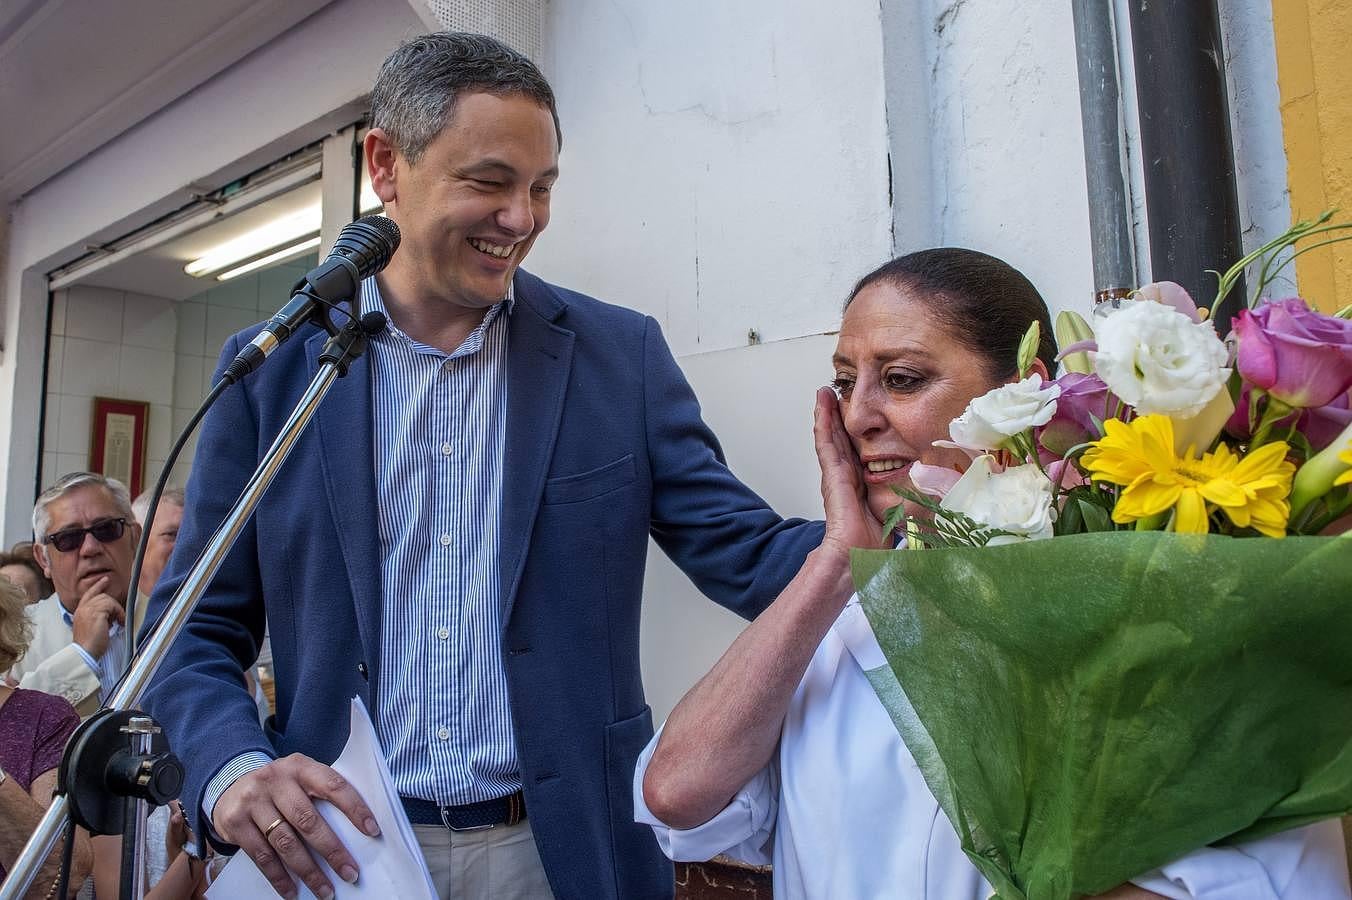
[41,286,177,503]
[532,0,894,355]
[922,0,1096,317]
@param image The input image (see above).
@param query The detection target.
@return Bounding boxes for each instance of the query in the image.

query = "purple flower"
[1038,372,1116,457]
[1226,384,1352,452]
[1232,298,1352,408]
[1301,394,1352,451]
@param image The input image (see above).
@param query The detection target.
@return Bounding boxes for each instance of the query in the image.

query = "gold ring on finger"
[263,817,285,839]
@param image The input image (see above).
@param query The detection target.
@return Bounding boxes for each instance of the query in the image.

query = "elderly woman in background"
[0,575,91,898]
[635,248,1350,899]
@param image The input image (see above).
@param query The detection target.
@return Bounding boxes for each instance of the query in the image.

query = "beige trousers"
[413,820,553,900]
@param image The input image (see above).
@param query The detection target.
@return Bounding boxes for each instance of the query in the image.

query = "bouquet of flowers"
[853,215,1352,900]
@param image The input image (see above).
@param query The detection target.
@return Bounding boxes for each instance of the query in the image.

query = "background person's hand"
[165,800,190,864]
[212,754,380,900]
[814,387,885,559]
[71,576,123,659]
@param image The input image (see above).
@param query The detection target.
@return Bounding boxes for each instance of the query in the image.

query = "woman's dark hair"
[843,248,1058,378]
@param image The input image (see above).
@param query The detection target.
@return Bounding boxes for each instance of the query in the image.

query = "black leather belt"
[400,790,526,831]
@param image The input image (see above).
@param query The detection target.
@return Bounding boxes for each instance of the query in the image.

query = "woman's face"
[832,280,1007,523]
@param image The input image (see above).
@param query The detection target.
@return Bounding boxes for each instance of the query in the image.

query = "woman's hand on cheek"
[815,387,886,559]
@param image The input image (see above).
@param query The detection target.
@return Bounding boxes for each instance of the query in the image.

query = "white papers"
[207,698,436,899]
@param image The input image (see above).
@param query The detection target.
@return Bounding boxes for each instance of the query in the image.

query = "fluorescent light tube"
[215,236,321,281]
[185,203,321,277]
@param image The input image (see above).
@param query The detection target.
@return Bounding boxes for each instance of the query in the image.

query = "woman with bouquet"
[633,248,1350,899]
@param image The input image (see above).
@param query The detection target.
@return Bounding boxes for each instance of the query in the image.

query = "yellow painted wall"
[1272,1,1352,313]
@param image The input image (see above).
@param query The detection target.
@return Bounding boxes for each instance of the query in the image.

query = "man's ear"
[364,128,400,206]
[33,542,52,578]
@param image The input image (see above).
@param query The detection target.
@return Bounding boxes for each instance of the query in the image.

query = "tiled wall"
[169,253,315,486]
[43,286,177,496]
[40,254,317,502]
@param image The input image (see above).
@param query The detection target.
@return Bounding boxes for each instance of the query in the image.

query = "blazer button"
[356,662,368,680]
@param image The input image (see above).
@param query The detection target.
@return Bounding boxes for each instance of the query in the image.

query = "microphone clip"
[318,311,389,377]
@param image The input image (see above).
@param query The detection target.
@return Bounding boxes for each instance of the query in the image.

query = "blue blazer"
[143,270,822,898]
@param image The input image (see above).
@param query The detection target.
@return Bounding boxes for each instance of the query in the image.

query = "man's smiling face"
[373,91,559,315]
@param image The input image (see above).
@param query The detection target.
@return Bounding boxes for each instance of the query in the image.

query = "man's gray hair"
[370,31,561,163]
[33,472,135,540]
[132,486,185,526]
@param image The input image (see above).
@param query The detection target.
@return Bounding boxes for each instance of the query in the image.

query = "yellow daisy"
[1081,415,1295,537]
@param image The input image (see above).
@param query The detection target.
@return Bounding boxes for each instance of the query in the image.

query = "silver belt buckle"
[439,806,496,832]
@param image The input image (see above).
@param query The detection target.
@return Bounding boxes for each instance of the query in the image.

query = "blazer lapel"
[306,331,383,677]
[499,274,574,624]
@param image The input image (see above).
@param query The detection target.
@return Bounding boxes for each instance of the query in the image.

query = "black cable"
[122,376,230,665]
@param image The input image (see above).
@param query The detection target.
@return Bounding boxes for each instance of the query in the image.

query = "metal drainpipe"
[1125,0,1246,332]
[1072,0,1137,306]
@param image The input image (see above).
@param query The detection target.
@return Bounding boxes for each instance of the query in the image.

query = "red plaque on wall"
[89,397,149,497]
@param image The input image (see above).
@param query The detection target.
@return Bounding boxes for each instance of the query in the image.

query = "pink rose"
[1038,372,1117,457]
[1232,298,1352,408]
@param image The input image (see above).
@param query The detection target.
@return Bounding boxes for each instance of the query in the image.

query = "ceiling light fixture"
[186,180,384,279]
[185,203,321,277]
[216,236,322,281]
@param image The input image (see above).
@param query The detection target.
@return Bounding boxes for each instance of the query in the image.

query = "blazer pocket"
[543,454,637,505]
[603,705,665,892]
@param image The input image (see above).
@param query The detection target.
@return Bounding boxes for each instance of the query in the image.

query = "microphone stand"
[0,312,386,900]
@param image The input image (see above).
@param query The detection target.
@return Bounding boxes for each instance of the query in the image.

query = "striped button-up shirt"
[64,603,127,703]
[364,277,519,804]
[203,278,519,819]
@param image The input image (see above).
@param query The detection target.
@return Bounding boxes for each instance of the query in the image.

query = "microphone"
[223,215,401,382]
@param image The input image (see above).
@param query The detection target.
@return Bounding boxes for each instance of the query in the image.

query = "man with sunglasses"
[6,472,140,718]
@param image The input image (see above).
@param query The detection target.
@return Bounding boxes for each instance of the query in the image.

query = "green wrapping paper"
[851,532,1352,900]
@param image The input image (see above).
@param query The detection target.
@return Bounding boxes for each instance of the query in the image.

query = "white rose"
[1093,300,1230,418]
[944,375,1061,453]
[941,456,1055,545]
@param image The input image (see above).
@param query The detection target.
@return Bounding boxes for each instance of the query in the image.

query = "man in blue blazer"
[143,32,821,900]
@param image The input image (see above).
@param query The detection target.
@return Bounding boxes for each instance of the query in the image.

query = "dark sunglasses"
[42,517,128,553]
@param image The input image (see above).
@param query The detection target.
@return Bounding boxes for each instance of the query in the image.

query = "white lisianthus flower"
[1093,300,1230,418]
[941,456,1055,545]
[942,375,1061,453]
